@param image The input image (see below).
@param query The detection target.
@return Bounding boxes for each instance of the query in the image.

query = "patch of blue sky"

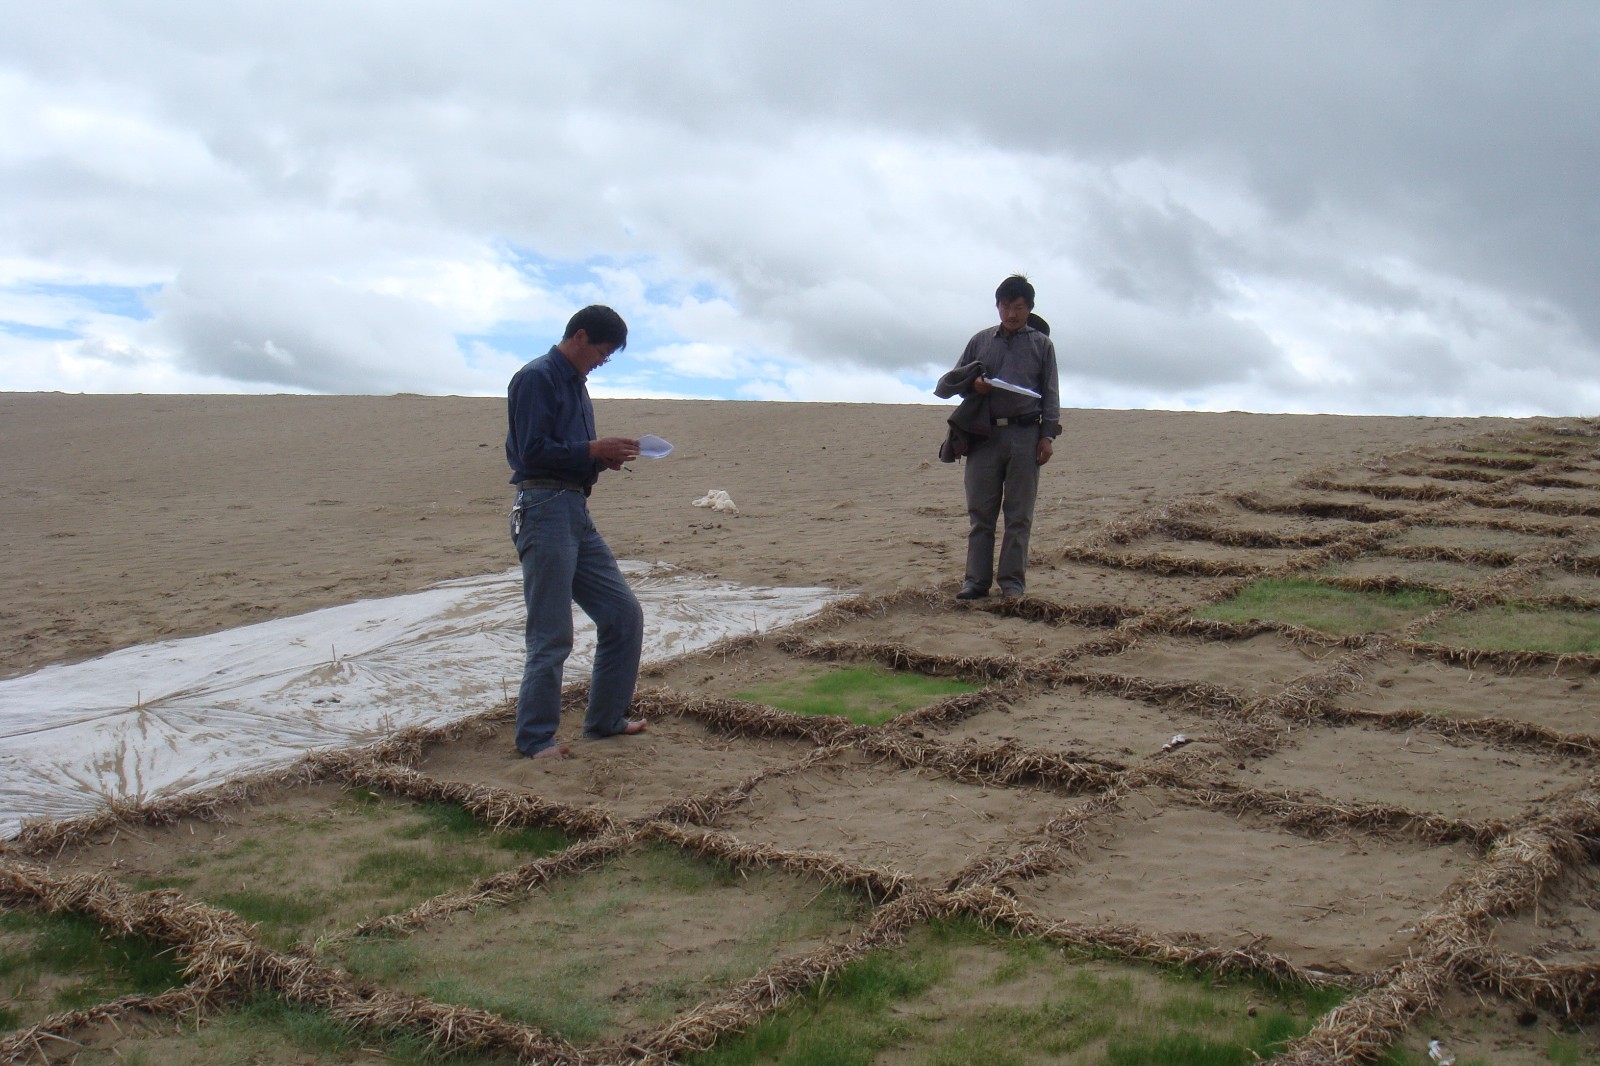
[598,351,741,401]
[501,246,624,292]
[641,277,725,307]
[0,321,80,341]
[21,282,158,321]
[458,327,549,369]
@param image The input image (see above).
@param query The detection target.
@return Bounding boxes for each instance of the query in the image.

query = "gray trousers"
[963,423,1041,594]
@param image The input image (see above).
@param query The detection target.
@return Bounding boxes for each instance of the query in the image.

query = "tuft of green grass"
[688,917,1344,1066]
[1192,579,1448,636]
[208,891,323,951]
[403,800,571,854]
[735,665,978,727]
[0,909,186,1024]
[1545,1032,1592,1065]
[330,844,865,1044]
[71,992,516,1065]
[1421,604,1600,654]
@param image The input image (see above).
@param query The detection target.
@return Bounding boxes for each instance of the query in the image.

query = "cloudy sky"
[3,2,1597,414]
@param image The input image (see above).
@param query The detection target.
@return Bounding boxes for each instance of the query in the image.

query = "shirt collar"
[549,344,588,383]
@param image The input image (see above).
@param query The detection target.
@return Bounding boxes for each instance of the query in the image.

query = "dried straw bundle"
[0,987,217,1065]
[949,885,1359,991]
[1233,493,1415,524]
[647,745,846,828]
[1398,639,1600,676]
[970,597,1137,628]
[640,821,910,904]
[1157,518,1356,549]
[1453,947,1600,1021]
[945,789,1134,890]
[1393,465,1511,484]
[1273,961,1444,1065]
[1078,497,1216,551]
[7,762,332,858]
[1433,454,1539,471]
[1379,543,1520,567]
[1330,706,1600,760]
[1060,545,1272,578]
[1180,785,1502,850]
[853,732,1123,794]
[352,831,635,937]
[630,688,856,744]
[1059,668,1252,715]
[628,890,936,1060]
[1298,477,1467,504]
[782,635,1024,681]
[338,762,621,838]
[1476,495,1600,519]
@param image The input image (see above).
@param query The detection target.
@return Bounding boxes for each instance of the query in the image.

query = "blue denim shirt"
[506,347,603,488]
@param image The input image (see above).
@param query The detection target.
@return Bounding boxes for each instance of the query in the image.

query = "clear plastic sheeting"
[0,564,838,838]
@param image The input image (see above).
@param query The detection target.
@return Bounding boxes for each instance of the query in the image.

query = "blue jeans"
[511,487,643,756]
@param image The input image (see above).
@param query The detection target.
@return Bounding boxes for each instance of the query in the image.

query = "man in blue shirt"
[506,305,646,759]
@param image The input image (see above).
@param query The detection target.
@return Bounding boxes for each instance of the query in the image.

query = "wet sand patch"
[1338,653,1600,735]
[1009,794,1471,973]
[935,686,1219,763]
[1022,561,1235,611]
[1242,723,1587,822]
[712,750,1076,885]
[1081,634,1334,701]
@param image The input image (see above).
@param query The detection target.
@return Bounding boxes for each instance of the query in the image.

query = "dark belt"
[517,478,588,494]
[992,413,1041,427]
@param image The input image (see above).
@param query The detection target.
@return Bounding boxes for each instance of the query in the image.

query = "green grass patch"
[689,918,1347,1065]
[90,788,572,952]
[327,844,866,1043]
[1192,579,1448,636]
[45,991,518,1065]
[0,908,186,1030]
[734,664,978,727]
[1421,604,1600,654]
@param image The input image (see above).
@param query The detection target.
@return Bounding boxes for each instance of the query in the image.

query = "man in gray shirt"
[944,274,1061,600]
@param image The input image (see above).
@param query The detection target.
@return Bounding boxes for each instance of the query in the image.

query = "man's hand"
[971,377,993,395]
[591,436,640,470]
[1036,436,1053,466]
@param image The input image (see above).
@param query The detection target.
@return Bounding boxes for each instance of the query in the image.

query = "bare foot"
[529,743,571,760]
[622,719,647,735]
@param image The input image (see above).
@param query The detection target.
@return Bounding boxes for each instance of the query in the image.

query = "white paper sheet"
[986,377,1042,398]
[637,434,673,458]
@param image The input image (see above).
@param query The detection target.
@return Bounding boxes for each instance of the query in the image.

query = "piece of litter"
[693,489,739,515]
[1161,734,1192,752]
[1427,1039,1455,1065]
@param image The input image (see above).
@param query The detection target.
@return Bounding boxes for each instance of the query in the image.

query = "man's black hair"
[994,274,1035,309]
[563,305,629,351]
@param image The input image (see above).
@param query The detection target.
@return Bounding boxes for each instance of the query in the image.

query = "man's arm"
[1037,337,1061,465]
[934,333,992,398]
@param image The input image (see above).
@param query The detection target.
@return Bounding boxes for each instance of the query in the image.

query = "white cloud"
[1,1,1597,413]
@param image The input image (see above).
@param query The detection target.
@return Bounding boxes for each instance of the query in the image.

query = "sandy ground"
[0,392,1507,678]
[9,392,1600,1063]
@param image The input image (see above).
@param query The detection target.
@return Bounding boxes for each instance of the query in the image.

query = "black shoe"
[955,585,988,600]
